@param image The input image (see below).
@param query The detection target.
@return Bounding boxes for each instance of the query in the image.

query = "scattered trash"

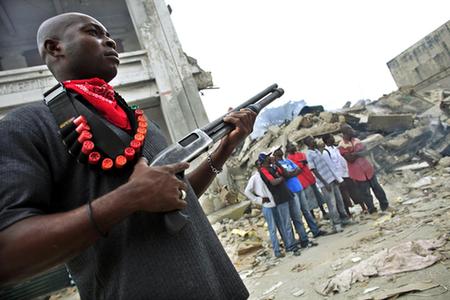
[362,286,380,294]
[262,281,283,296]
[351,257,362,263]
[291,264,309,272]
[358,282,440,300]
[291,288,305,297]
[408,176,434,189]
[316,236,447,295]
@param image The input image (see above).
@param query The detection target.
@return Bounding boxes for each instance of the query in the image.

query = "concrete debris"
[200,86,450,298]
[237,242,263,256]
[358,282,440,300]
[439,156,450,167]
[362,286,380,294]
[316,236,447,295]
[262,281,283,296]
[351,257,362,263]
[204,86,450,197]
[367,114,414,133]
[291,288,305,297]
[408,176,434,189]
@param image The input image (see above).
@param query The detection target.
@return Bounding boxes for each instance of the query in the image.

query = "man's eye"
[88,29,98,36]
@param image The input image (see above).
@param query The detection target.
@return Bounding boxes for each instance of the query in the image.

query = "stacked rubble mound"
[207,87,450,271]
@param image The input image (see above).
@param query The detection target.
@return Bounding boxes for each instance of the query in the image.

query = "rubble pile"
[222,87,450,194]
[212,209,282,276]
[204,87,450,292]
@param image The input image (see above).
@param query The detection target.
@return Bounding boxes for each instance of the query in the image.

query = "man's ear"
[43,39,63,57]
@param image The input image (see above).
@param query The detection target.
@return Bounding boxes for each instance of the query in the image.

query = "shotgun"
[150,84,284,234]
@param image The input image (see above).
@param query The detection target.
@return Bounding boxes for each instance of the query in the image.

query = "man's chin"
[100,68,118,83]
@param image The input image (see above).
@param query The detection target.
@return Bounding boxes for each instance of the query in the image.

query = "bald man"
[0,13,256,299]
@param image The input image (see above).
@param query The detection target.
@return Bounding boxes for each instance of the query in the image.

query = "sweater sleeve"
[244,176,263,205]
[0,109,53,231]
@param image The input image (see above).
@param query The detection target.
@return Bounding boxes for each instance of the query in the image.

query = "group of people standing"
[245,123,390,257]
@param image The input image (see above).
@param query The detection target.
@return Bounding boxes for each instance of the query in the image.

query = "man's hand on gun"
[128,158,190,213]
[221,108,257,151]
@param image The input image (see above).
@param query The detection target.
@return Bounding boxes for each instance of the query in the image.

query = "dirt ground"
[241,174,450,300]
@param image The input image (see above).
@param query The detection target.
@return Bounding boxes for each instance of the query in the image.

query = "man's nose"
[104,36,116,49]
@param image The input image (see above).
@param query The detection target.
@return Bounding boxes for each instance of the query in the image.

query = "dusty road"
[240,171,450,300]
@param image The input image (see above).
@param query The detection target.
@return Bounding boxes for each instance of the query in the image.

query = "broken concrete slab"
[394,162,430,172]
[207,200,251,224]
[439,156,450,167]
[237,242,263,255]
[367,114,414,133]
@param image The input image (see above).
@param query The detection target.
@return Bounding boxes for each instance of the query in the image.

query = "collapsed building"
[201,21,450,265]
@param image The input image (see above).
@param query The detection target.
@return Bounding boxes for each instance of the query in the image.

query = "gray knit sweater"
[0,102,249,300]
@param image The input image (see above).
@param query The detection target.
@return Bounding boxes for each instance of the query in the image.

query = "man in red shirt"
[338,124,390,214]
[285,143,328,220]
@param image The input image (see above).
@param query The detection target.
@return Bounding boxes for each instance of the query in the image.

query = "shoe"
[334,224,344,233]
[382,206,395,213]
[275,252,285,258]
[323,213,330,220]
[293,249,301,256]
[301,240,318,248]
[342,219,357,226]
[313,230,328,238]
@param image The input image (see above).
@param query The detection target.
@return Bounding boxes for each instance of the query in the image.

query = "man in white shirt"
[245,160,285,258]
[323,134,367,215]
[304,136,349,233]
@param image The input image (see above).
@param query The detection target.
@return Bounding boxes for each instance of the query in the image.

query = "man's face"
[286,145,295,154]
[324,135,335,146]
[273,149,283,160]
[305,137,316,148]
[60,16,119,82]
[262,156,270,167]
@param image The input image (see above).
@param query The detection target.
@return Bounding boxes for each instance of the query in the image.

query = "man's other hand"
[127,157,190,213]
[221,108,257,151]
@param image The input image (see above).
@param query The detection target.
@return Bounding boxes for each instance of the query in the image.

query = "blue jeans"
[273,202,297,251]
[262,206,281,256]
[298,190,320,236]
[289,192,309,243]
[322,182,348,226]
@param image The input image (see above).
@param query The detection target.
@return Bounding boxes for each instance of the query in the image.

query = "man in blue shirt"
[272,146,324,248]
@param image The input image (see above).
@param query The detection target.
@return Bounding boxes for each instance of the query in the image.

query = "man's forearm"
[312,169,327,187]
[0,184,138,285]
[187,141,234,197]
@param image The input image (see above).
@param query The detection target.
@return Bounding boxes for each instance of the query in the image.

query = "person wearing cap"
[304,136,350,233]
[245,160,285,258]
[339,124,390,214]
[0,13,256,299]
[271,146,325,247]
[285,143,329,221]
[258,152,301,256]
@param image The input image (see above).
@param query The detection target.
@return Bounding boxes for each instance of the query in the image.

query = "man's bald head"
[37,13,97,60]
[36,12,119,82]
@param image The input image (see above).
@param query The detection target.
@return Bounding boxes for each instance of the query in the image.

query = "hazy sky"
[167,0,449,120]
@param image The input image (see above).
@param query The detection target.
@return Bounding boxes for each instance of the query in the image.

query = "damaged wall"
[387,20,450,94]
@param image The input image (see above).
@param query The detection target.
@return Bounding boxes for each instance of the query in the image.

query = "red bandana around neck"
[63,78,131,131]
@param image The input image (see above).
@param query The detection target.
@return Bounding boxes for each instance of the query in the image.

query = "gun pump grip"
[164,171,189,235]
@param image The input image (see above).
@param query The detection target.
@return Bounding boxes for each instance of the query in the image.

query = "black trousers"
[353,175,389,213]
